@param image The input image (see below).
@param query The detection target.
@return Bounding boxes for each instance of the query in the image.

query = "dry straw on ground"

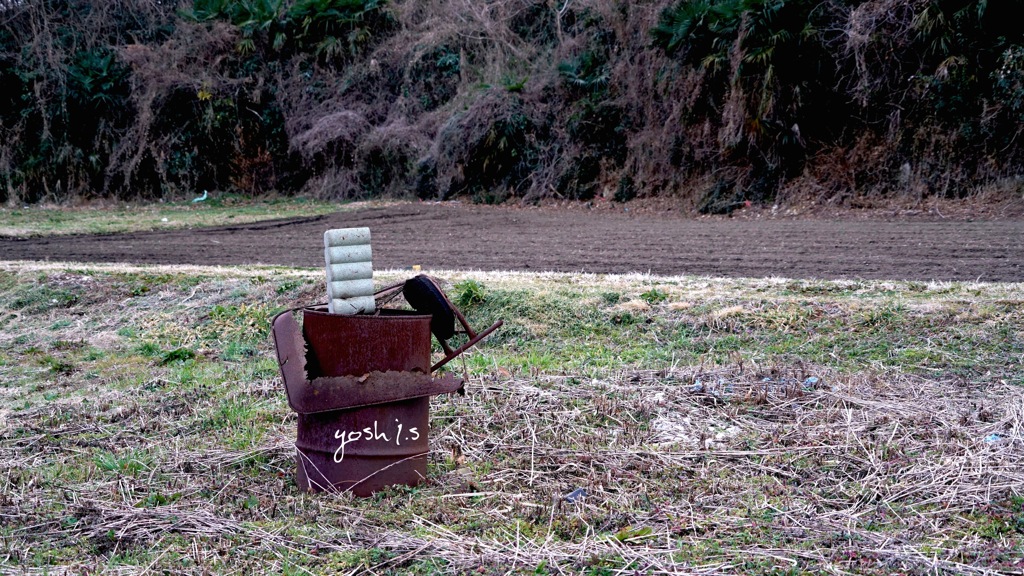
[1,263,1022,574]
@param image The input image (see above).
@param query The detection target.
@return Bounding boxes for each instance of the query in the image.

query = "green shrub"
[189,0,391,59]
[455,279,486,308]
[640,288,668,305]
[408,45,461,111]
[433,91,538,201]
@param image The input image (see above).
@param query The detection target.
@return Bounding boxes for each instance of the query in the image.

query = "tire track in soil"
[2,203,1022,282]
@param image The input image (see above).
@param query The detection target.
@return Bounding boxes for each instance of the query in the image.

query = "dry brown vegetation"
[1,263,1023,573]
[3,0,1024,211]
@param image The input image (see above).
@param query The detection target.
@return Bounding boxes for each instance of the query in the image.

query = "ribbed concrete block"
[324,228,375,316]
[325,245,372,266]
[327,262,373,281]
[329,296,376,316]
[323,227,371,247]
[329,278,375,299]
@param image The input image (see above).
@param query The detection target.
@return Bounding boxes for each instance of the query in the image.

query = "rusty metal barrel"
[302,309,430,376]
[272,307,463,496]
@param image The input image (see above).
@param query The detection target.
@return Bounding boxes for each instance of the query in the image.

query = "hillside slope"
[2,0,1023,211]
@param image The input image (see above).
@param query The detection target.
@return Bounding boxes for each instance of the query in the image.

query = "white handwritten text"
[333,419,420,462]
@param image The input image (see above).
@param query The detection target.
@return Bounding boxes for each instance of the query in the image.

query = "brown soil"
[2,202,1023,282]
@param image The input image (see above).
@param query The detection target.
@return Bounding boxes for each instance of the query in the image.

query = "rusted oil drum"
[294,397,431,495]
[289,309,437,496]
[302,308,432,377]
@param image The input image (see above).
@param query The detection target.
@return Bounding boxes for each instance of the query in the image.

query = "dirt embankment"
[2,203,1022,282]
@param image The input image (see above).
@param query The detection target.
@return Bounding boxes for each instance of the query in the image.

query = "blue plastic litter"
[984,433,1003,443]
[566,488,588,503]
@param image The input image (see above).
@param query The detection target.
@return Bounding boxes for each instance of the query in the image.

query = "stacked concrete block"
[324,228,375,315]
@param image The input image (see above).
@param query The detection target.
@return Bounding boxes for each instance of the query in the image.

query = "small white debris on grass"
[651,413,742,449]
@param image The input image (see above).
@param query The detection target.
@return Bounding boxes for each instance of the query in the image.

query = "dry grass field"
[1,260,1022,574]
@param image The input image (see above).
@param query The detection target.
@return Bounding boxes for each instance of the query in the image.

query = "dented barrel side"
[292,309,436,495]
[295,397,431,496]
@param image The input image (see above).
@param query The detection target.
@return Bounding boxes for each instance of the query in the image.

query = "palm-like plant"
[654,0,823,129]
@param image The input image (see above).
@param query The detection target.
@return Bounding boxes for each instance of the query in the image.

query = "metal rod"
[431,320,503,372]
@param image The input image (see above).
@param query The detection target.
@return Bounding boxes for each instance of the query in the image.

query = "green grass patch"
[0,196,376,238]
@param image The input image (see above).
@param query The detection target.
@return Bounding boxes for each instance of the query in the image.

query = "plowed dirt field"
[3,202,1022,281]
